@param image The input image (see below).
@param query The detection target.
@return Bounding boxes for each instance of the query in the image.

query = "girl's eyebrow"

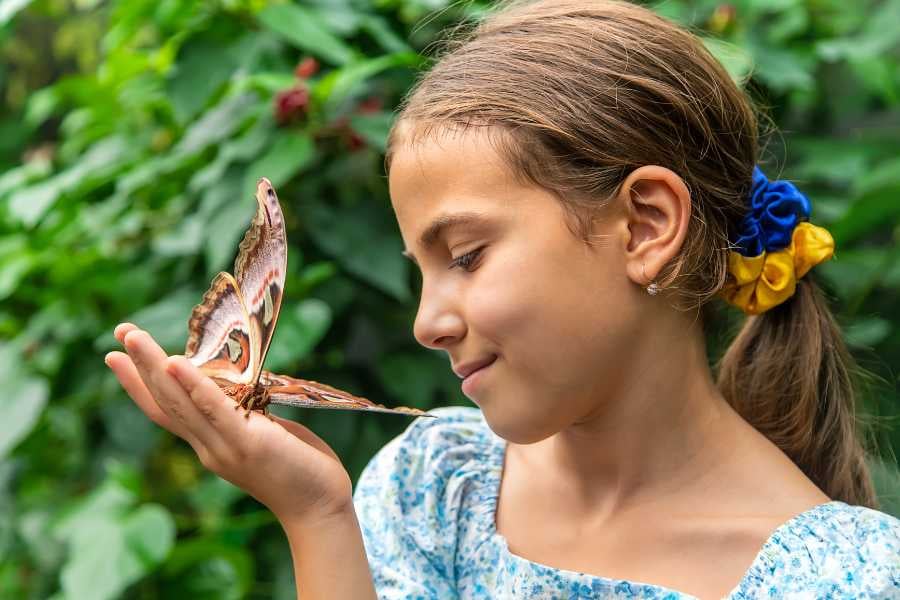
[401,211,493,263]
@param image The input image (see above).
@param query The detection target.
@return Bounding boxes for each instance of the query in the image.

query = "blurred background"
[1,0,898,598]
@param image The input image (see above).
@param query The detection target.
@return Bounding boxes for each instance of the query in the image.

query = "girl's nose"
[412,283,466,350]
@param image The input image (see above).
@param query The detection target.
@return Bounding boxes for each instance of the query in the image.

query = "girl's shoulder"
[805,501,900,576]
[352,406,502,594]
[355,405,499,494]
[389,404,491,444]
[735,500,900,598]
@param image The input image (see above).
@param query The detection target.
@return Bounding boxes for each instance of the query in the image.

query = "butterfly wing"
[260,371,434,417]
[234,177,287,385]
[185,271,256,385]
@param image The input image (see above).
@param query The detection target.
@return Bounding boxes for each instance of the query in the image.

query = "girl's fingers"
[114,322,139,345]
[105,350,184,437]
[122,329,221,451]
[164,356,248,443]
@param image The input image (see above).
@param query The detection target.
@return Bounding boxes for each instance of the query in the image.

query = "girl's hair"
[385,0,879,507]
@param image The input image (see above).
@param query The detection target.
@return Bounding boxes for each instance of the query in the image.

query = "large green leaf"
[828,183,900,245]
[0,344,48,458]
[242,131,315,200]
[257,4,355,66]
[95,287,202,353]
[312,52,422,110]
[168,34,255,124]
[55,478,175,600]
[161,537,254,600]
[264,298,332,373]
[305,201,411,302]
[8,136,135,227]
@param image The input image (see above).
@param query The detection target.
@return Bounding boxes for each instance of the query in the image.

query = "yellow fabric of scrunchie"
[720,222,834,315]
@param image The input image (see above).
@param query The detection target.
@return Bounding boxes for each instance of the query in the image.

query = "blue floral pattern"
[353,406,900,599]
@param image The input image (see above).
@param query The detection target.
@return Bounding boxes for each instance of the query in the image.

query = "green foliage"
[1,0,898,597]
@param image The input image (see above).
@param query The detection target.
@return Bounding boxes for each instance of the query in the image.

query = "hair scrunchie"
[720,166,835,315]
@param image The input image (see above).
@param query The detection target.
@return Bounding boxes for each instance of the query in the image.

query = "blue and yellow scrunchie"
[719,166,835,315]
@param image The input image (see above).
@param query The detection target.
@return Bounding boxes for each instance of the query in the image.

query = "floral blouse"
[353,406,900,599]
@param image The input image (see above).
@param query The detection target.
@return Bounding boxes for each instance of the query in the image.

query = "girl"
[106,1,900,598]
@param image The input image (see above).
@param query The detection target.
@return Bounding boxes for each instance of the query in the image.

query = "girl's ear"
[617,165,691,288]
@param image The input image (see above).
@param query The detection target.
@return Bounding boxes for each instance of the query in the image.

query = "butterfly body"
[185,178,432,418]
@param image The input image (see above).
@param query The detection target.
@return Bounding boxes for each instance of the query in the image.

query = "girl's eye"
[449,246,484,272]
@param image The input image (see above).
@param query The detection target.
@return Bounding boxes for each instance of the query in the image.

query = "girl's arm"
[105,323,377,600]
[282,508,376,599]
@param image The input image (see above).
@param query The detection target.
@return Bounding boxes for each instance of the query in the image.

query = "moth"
[184,177,431,418]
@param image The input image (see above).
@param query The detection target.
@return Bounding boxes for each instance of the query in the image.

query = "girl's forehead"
[388,127,516,208]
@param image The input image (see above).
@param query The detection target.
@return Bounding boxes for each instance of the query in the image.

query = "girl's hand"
[105,323,354,526]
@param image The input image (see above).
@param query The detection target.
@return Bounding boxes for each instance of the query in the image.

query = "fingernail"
[165,358,183,380]
[104,352,114,367]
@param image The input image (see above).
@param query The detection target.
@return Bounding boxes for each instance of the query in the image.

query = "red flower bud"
[357,96,383,114]
[346,131,366,152]
[709,4,736,34]
[294,57,319,79]
[274,85,310,125]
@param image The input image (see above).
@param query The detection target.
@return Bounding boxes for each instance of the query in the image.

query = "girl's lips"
[461,357,496,395]
[453,355,498,379]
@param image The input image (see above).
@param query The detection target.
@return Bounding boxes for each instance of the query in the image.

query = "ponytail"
[716,276,880,507]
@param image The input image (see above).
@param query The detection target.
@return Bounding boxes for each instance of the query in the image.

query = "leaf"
[161,538,254,600]
[257,4,355,66]
[0,0,33,26]
[168,35,245,124]
[242,132,314,200]
[828,182,900,245]
[869,455,900,518]
[349,112,394,152]
[8,136,135,227]
[122,504,176,568]
[187,476,245,518]
[56,489,174,600]
[844,317,892,349]
[152,212,205,257]
[0,373,48,458]
[305,201,411,302]
[264,299,332,373]
[359,15,412,53]
[202,168,257,273]
[95,287,202,353]
[188,117,273,194]
[702,37,754,85]
[53,471,175,600]
[749,44,815,93]
[0,234,32,301]
[816,0,900,62]
[312,52,421,110]
[173,93,259,157]
[816,248,885,304]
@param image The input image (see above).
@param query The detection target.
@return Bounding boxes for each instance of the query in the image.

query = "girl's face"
[389,127,644,444]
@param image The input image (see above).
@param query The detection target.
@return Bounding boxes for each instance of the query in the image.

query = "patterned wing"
[260,371,434,417]
[185,272,255,385]
[234,177,287,385]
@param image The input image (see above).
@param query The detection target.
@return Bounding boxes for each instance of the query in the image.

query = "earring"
[643,263,660,296]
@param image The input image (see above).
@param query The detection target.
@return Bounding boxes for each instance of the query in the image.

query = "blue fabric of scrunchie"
[733,166,811,256]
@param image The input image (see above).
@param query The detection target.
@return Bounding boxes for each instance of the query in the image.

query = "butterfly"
[184,177,432,418]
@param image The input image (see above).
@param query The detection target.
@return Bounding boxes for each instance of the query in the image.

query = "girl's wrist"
[276,497,357,536]
[280,504,377,600]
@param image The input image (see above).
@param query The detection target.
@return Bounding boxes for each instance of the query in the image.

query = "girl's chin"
[481,406,554,445]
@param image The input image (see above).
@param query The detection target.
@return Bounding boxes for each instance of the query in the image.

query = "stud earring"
[643,263,660,296]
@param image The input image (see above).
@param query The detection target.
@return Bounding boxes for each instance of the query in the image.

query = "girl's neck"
[509,318,749,522]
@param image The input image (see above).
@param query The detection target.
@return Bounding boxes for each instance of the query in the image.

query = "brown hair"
[386,0,879,507]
